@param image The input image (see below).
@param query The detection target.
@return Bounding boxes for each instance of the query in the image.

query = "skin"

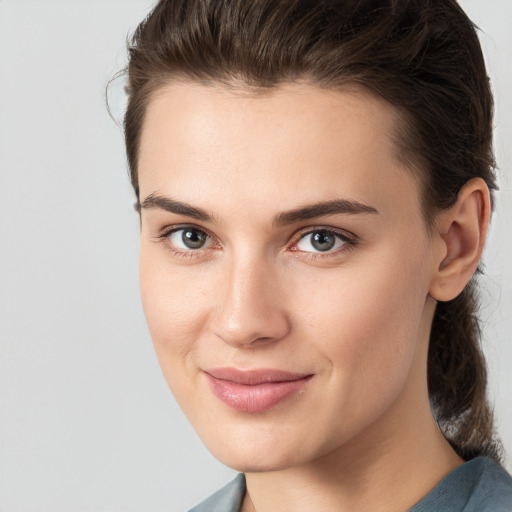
[137,82,490,511]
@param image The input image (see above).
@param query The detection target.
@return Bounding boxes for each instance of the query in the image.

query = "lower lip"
[204,373,312,413]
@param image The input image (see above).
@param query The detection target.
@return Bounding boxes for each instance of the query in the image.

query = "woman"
[123,0,512,510]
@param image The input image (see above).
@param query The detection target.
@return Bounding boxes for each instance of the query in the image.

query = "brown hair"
[123,0,501,461]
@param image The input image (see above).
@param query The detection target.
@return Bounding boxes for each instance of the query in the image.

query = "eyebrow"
[139,193,378,224]
[139,193,215,222]
[272,199,379,226]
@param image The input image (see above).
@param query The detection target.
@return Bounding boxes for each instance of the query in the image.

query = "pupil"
[311,231,335,251]
[182,229,206,249]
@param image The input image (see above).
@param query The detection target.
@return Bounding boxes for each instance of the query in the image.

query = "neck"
[243,406,461,512]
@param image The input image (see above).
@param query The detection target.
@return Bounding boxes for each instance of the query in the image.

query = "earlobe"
[429,178,491,302]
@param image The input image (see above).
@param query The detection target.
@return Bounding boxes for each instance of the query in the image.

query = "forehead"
[137,81,422,223]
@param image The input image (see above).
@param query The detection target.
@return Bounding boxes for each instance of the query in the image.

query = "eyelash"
[157,225,357,261]
[290,228,356,261]
[157,224,219,260]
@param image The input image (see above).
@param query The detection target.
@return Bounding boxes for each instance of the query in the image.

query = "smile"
[203,368,313,413]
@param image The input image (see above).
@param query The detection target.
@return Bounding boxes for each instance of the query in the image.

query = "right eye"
[166,227,212,251]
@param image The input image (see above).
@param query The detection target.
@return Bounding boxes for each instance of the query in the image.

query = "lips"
[203,367,313,413]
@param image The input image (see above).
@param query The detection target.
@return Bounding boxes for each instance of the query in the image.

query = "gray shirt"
[189,456,512,511]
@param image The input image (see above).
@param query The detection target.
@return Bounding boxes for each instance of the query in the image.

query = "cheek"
[292,247,430,406]
[139,248,212,372]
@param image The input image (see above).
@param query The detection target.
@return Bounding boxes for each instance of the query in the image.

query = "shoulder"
[186,459,512,512]
[188,474,246,512]
[410,456,512,512]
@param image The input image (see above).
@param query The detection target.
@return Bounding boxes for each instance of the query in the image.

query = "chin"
[199,425,321,473]
[214,448,303,473]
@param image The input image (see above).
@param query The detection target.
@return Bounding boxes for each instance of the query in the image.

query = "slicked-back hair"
[123,0,502,462]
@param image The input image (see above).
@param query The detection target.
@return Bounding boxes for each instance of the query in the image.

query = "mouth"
[203,367,314,413]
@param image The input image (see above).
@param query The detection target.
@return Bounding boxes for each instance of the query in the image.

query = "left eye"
[167,228,211,250]
[295,230,348,253]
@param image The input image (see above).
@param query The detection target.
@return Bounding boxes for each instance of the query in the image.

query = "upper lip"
[204,367,313,385]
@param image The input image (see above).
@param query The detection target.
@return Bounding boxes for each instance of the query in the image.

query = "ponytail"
[428,279,502,461]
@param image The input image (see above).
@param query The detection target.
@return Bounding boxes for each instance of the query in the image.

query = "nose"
[210,256,291,348]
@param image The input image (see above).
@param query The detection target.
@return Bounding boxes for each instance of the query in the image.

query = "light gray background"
[0,1,510,511]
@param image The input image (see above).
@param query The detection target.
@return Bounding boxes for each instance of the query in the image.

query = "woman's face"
[137,83,439,472]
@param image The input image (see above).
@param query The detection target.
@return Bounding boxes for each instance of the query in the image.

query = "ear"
[429,178,491,302]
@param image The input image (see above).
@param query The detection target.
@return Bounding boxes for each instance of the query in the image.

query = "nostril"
[214,332,277,347]
[249,336,276,346]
